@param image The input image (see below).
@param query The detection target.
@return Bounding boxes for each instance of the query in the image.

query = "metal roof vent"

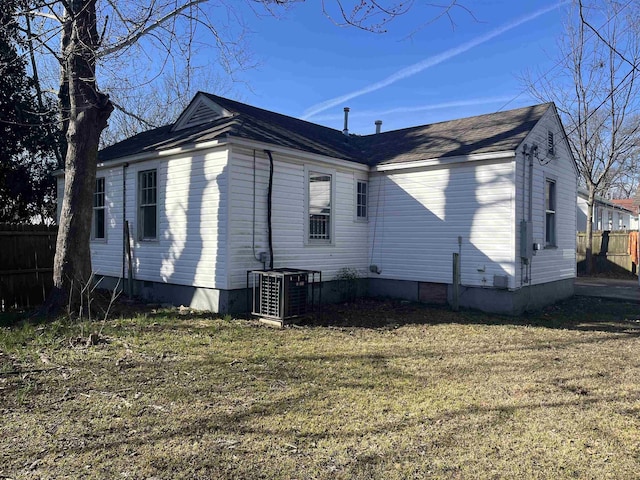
[343,107,350,136]
[375,120,382,134]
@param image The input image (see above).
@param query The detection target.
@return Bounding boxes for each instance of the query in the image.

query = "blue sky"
[227,1,571,135]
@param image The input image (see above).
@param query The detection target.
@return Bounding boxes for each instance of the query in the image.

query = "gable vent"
[189,102,218,126]
[547,130,555,156]
[172,95,232,131]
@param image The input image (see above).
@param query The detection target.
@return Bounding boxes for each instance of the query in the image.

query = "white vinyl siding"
[368,159,516,288]
[56,109,577,301]
[522,108,577,286]
[55,167,127,279]
[81,148,229,290]
[226,146,369,289]
[90,167,125,278]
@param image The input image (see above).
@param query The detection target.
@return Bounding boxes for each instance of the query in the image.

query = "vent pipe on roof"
[343,107,350,136]
[375,120,382,134]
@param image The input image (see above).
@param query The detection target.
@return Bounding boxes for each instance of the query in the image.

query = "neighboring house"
[610,199,639,230]
[56,93,577,315]
[577,190,638,231]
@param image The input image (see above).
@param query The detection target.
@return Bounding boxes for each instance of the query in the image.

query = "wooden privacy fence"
[576,230,637,275]
[0,224,57,310]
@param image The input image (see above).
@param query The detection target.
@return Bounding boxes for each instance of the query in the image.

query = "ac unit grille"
[259,274,283,318]
[250,269,319,321]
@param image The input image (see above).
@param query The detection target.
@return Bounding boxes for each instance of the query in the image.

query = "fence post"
[452,253,460,311]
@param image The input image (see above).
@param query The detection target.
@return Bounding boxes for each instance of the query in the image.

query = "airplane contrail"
[302,1,569,119]
[310,95,517,122]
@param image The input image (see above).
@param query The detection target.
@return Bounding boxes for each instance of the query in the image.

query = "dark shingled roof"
[362,103,552,165]
[99,93,553,166]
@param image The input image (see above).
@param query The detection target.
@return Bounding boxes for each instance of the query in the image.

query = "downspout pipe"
[528,145,536,222]
[528,145,537,286]
[522,145,528,223]
[264,150,274,270]
[121,162,129,290]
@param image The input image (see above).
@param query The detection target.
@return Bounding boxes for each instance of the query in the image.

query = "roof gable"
[98,93,558,167]
[172,93,232,131]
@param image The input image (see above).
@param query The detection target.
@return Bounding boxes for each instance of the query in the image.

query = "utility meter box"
[520,220,533,261]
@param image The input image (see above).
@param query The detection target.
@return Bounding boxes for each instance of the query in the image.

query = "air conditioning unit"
[249,269,321,321]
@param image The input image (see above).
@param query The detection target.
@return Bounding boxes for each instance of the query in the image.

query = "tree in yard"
[525,0,640,273]
[0,0,61,224]
[16,0,472,313]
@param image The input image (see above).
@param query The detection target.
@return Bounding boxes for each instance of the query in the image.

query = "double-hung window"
[356,180,367,220]
[138,169,157,240]
[92,177,105,240]
[545,178,556,246]
[308,172,332,242]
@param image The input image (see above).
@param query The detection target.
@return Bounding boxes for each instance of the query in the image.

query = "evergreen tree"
[0,0,61,224]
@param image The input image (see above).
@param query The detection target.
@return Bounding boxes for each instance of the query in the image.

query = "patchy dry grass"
[1,297,640,479]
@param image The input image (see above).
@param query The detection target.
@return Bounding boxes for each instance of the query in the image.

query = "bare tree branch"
[97,0,209,57]
[579,0,640,74]
[524,0,640,273]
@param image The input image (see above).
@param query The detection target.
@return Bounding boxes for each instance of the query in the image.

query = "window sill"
[306,240,334,247]
[544,245,558,250]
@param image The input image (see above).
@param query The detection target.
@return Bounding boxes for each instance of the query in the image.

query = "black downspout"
[122,162,129,292]
[265,150,274,270]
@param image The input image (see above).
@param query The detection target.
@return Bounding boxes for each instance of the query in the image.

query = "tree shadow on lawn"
[292,296,640,336]
[30,369,635,475]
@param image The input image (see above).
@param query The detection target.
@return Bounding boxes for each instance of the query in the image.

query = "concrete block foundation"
[95,275,574,316]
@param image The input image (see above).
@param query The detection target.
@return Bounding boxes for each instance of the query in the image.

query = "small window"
[356,180,367,220]
[92,177,105,240]
[138,169,157,240]
[308,172,332,241]
[545,179,556,246]
[547,131,555,156]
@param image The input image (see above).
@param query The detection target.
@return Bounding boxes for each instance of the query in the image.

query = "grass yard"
[1,297,639,479]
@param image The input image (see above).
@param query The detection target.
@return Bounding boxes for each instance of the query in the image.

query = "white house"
[56,93,577,315]
[577,190,638,231]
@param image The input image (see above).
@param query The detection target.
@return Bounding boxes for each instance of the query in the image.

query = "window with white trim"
[308,172,332,241]
[545,178,556,246]
[92,177,105,240]
[138,169,157,240]
[356,180,367,220]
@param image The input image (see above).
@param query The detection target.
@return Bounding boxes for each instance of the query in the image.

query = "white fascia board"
[227,136,370,172]
[89,139,227,171]
[372,150,516,172]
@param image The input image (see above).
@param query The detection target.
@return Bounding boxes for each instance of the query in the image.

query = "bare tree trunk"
[47,1,113,314]
[585,186,595,275]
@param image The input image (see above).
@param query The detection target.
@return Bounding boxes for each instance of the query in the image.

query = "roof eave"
[227,136,369,171]
[371,150,517,172]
